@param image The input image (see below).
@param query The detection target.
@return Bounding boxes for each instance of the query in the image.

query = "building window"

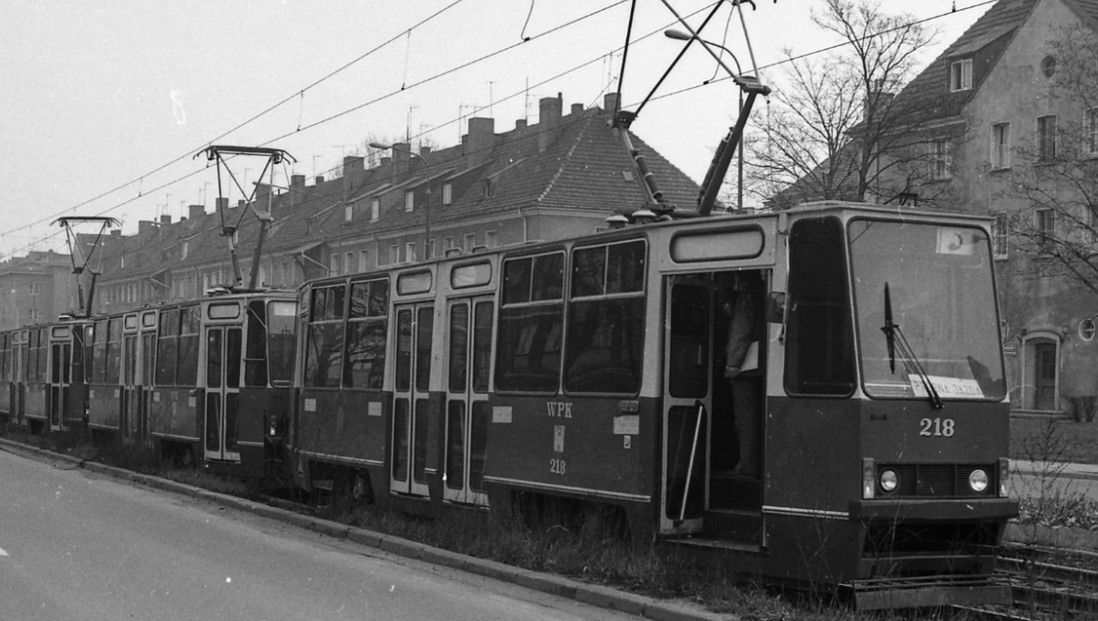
[442,183,453,205]
[405,191,415,212]
[344,205,354,223]
[1036,207,1056,251]
[930,139,952,180]
[484,230,498,248]
[358,250,369,272]
[482,178,493,198]
[993,213,1009,260]
[388,244,400,264]
[330,253,341,276]
[120,255,126,269]
[1087,108,1098,155]
[345,252,354,274]
[1022,334,1059,411]
[991,123,1011,169]
[181,240,189,260]
[405,242,417,263]
[463,233,477,253]
[427,239,438,260]
[371,199,380,221]
[950,58,972,91]
[1037,115,1057,161]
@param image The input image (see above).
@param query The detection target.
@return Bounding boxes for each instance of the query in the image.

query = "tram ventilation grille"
[878,464,996,498]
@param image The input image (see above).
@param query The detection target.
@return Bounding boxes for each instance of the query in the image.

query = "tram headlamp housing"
[862,458,875,499]
[879,469,899,493]
[968,468,989,493]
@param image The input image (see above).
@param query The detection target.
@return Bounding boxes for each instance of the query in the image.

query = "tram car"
[80,290,295,476]
[287,201,1016,608]
[0,318,90,434]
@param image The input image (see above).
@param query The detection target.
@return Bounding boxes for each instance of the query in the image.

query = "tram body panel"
[294,389,388,472]
[483,395,657,505]
[87,385,121,431]
[147,387,200,442]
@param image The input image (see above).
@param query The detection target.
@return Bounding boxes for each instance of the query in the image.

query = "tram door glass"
[122,319,139,440]
[204,325,243,461]
[444,298,492,505]
[391,304,432,496]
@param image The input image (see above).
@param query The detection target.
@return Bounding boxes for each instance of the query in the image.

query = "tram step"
[708,473,761,509]
[703,508,762,542]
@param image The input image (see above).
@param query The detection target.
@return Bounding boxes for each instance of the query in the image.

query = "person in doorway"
[723,272,762,478]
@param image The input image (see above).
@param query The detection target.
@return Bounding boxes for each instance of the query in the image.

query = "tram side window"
[105,319,123,384]
[82,325,94,385]
[267,301,297,386]
[345,279,388,390]
[784,218,855,396]
[0,334,8,381]
[71,326,86,384]
[156,309,181,386]
[495,252,564,393]
[177,306,200,386]
[29,330,41,383]
[305,284,346,388]
[564,240,646,394]
[91,320,108,383]
[245,301,268,387]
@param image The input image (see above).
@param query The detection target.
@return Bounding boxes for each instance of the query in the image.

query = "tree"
[747,0,944,208]
[1004,24,1098,295]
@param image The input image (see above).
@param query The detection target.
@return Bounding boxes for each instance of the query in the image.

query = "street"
[0,449,641,621]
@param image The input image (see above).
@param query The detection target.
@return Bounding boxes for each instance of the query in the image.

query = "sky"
[0,0,993,261]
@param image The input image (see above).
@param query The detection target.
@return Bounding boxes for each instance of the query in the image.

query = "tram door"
[442,298,492,506]
[660,276,711,533]
[204,325,242,462]
[390,303,433,497]
[121,316,140,443]
[48,328,71,432]
[140,313,157,445]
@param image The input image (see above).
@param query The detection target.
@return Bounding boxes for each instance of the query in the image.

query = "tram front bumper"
[849,497,1018,521]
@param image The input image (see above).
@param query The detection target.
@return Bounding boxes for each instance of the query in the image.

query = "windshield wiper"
[881,282,943,409]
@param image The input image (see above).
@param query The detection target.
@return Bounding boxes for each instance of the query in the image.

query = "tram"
[0,318,90,434]
[286,200,1015,608]
[81,290,295,475]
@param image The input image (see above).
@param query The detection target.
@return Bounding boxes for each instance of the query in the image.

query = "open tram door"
[46,325,72,432]
[661,270,767,543]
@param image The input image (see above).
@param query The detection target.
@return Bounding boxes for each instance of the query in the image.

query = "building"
[91,92,701,313]
[0,251,76,331]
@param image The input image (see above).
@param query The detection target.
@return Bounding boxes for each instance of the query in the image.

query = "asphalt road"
[0,450,642,621]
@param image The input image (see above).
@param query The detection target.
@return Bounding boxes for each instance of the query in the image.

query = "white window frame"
[442,183,453,206]
[484,230,498,248]
[950,58,972,92]
[930,139,952,180]
[405,242,417,263]
[358,250,369,272]
[388,244,400,265]
[993,213,1009,260]
[330,253,341,276]
[463,233,477,253]
[371,199,380,221]
[344,204,354,223]
[404,191,415,213]
[1037,115,1057,161]
[345,251,354,274]
[991,123,1011,169]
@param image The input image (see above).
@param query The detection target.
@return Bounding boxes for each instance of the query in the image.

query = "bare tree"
[747,0,942,208]
[1005,25,1098,294]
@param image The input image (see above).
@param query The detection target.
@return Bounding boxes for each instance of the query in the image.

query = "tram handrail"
[678,400,706,525]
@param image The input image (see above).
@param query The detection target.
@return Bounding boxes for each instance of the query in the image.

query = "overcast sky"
[0,0,990,260]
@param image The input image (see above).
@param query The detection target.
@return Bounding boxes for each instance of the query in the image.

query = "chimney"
[160,214,171,226]
[290,174,305,208]
[538,93,563,151]
[188,204,205,220]
[466,117,495,162]
[571,103,583,116]
[392,142,411,174]
[603,92,619,113]
[342,155,363,198]
[111,229,121,237]
[138,220,156,238]
[254,183,272,208]
[419,145,432,157]
[515,119,527,130]
[315,175,325,185]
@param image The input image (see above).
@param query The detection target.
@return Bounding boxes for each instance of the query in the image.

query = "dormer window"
[181,240,189,260]
[482,178,494,198]
[950,58,972,91]
[404,190,414,212]
[442,182,453,206]
[371,199,380,221]
[344,205,354,223]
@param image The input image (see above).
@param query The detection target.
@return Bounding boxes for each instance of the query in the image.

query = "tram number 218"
[920,417,955,437]
[549,458,567,475]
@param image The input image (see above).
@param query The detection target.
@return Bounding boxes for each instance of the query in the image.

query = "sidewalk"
[1011,458,1098,481]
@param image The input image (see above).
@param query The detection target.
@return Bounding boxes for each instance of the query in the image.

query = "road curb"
[0,438,726,621]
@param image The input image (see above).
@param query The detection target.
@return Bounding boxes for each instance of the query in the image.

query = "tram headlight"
[968,469,989,493]
[879,469,899,493]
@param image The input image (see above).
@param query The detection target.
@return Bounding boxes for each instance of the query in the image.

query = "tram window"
[496,251,564,393]
[105,319,122,385]
[227,328,242,389]
[564,241,646,394]
[82,325,94,384]
[267,301,296,386]
[415,307,433,393]
[784,218,855,396]
[91,320,108,383]
[156,309,180,385]
[668,284,710,398]
[349,279,388,319]
[72,326,86,384]
[344,280,387,390]
[177,306,200,386]
[311,284,346,321]
[305,322,343,388]
[245,301,268,387]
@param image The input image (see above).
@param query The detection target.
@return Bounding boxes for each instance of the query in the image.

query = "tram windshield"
[848,219,1006,402]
